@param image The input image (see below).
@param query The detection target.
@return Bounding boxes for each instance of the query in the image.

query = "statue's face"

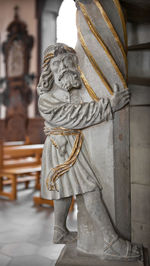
[50,52,81,91]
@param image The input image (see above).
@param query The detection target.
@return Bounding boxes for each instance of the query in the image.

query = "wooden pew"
[4,136,31,147]
[0,141,75,210]
[0,143,43,200]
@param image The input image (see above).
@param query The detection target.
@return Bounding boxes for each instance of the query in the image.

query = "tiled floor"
[0,184,77,266]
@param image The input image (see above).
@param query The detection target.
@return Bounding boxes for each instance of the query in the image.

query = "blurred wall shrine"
[0,5,45,144]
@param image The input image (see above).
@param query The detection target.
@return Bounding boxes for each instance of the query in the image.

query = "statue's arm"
[38,94,113,130]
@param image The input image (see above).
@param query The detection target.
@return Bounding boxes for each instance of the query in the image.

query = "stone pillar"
[41,0,63,59]
[41,11,57,53]
[75,0,130,254]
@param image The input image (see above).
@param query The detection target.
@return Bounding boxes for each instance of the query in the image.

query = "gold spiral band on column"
[77,26,113,95]
[79,2,127,89]
[93,0,127,70]
[78,66,100,102]
[112,0,127,48]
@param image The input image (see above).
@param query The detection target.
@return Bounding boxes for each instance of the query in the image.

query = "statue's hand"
[110,84,130,112]
[58,143,67,157]
[53,135,68,157]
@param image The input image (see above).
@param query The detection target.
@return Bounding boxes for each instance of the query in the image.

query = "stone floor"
[0,183,77,266]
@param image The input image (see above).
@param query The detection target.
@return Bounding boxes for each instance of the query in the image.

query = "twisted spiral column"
[75,0,131,248]
[76,0,127,100]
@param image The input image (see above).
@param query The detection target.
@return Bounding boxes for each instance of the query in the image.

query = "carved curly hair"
[37,43,77,95]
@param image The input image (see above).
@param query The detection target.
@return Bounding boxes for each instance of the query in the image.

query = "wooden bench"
[0,142,43,200]
[4,136,30,147]
[0,141,74,210]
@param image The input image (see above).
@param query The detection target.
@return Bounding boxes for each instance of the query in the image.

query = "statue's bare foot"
[104,236,142,261]
[53,225,77,244]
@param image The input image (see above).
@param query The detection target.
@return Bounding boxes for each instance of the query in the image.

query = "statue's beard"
[56,70,81,91]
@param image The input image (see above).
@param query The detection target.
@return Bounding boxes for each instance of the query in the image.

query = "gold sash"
[44,127,84,192]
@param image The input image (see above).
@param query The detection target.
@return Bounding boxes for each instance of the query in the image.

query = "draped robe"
[38,86,113,200]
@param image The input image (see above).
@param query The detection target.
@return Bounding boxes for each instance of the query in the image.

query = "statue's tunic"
[38,86,113,200]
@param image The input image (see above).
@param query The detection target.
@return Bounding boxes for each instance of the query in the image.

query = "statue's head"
[37,43,81,95]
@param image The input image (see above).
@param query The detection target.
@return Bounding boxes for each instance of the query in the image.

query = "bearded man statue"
[37,43,142,261]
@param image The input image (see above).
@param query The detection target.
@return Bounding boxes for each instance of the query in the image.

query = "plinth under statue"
[37,0,144,265]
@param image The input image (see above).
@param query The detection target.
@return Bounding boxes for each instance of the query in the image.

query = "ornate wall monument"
[0,6,45,144]
[0,7,33,141]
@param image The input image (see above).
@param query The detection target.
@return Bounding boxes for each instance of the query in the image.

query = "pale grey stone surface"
[76,15,114,231]
[75,0,130,241]
[0,254,11,266]
[127,19,150,256]
[76,194,104,256]
[130,85,150,106]
[8,255,55,266]
[39,244,64,260]
[0,184,69,265]
[56,243,144,266]
[127,23,150,46]
[41,0,63,57]
[1,243,38,257]
[130,107,150,148]
[132,221,150,247]
[131,184,150,225]
[113,107,130,239]
[0,229,30,244]
[130,107,150,186]
[128,51,150,79]
[131,184,150,256]
[131,145,150,186]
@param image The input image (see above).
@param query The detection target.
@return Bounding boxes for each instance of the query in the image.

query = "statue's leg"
[53,196,77,244]
[82,188,141,260]
[82,188,116,243]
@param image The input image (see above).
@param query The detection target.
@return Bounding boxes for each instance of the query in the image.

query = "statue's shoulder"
[39,90,55,101]
[39,90,62,108]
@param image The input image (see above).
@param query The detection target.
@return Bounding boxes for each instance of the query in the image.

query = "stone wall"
[127,22,150,254]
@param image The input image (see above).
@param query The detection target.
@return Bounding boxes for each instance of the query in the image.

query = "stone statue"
[38,43,142,261]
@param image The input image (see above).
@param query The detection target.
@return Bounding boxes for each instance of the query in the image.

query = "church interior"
[0,0,150,265]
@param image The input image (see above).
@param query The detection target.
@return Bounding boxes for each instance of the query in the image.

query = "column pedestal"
[56,243,146,266]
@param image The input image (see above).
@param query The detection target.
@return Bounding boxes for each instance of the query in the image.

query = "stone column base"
[56,242,146,266]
